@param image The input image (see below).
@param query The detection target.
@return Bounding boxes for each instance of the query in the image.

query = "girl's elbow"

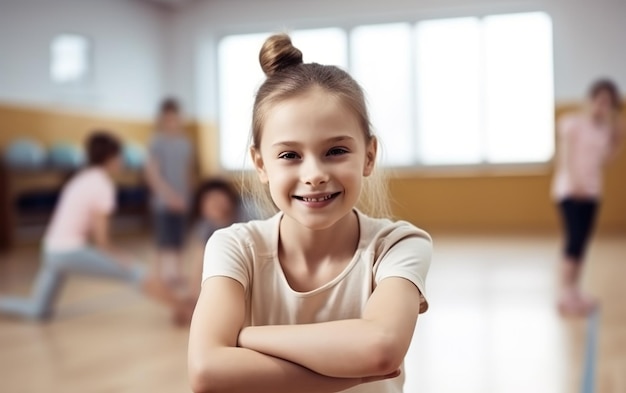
[188,358,223,393]
[188,364,211,393]
[368,334,405,375]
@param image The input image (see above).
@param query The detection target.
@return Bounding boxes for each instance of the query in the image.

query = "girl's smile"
[292,191,342,208]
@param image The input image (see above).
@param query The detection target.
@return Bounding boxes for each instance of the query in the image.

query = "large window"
[217,12,554,170]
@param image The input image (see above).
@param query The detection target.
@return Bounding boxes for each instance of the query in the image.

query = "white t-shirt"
[202,210,432,393]
[44,167,116,252]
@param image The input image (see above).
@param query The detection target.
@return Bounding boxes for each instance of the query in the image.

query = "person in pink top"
[552,79,624,316]
[0,131,189,323]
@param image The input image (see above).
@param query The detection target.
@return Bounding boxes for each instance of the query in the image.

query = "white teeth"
[302,194,334,202]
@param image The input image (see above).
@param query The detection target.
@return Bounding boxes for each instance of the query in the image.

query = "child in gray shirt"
[144,98,193,286]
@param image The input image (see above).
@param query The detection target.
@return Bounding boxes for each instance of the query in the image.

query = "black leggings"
[558,198,599,261]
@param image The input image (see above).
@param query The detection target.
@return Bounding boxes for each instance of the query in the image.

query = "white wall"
[1,0,624,120]
[0,0,167,119]
[167,0,626,120]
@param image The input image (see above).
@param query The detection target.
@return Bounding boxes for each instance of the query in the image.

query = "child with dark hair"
[0,131,186,322]
[187,177,256,299]
[552,78,624,316]
[144,97,194,287]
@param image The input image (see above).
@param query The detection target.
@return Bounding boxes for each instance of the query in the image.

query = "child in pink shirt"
[552,79,623,316]
[0,131,187,322]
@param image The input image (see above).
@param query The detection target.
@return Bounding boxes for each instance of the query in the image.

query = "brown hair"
[194,177,241,219]
[85,130,121,166]
[588,79,622,110]
[244,33,390,218]
[159,97,181,114]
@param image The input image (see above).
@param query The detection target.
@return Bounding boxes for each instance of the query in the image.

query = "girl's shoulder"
[357,211,432,253]
[70,167,113,191]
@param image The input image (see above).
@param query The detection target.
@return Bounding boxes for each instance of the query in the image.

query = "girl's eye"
[278,152,300,160]
[328,147,349,156]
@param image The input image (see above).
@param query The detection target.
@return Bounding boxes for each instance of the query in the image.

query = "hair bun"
[259,34,303,77]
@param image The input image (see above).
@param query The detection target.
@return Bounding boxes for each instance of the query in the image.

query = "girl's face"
[105,153,124,175]
[160,111,182,133]
[252,87,376,231]
[201,190,236,223]
[590,89,615,120]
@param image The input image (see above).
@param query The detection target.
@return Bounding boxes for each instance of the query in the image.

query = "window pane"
[483,12,554,163]
[291,28,347,68]
[218,33,268,170]
[50,34,90,84]
[415,18,482,165]
[351,23,413,166]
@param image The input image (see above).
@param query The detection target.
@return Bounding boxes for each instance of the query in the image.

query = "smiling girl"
[188,34,432,393]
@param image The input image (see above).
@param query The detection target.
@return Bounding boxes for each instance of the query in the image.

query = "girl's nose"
[301,158,329,186]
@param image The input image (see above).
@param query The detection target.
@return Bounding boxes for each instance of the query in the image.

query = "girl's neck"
[279,210,360,266]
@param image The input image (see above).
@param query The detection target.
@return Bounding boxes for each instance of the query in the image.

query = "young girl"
[552,79,623,316]
[145,98,194,286]
[0,131,185,321]
[188,34,432,393]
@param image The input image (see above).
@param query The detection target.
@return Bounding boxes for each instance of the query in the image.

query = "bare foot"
[558,289,598,317]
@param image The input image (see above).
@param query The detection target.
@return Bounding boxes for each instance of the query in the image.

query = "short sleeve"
[202,228,252,292]
[374,233,432,313]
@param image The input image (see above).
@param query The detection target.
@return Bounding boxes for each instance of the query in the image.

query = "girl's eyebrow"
[272,135,356,148]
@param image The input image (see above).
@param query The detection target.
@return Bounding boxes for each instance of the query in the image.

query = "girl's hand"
[166,194,187,212]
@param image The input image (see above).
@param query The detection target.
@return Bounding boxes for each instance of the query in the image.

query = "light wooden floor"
[0,233,624,393]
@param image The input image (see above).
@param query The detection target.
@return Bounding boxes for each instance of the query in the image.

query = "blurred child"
[187,178,254,299]
[552,79,624,316]
[144,98,193,287]
[0,131,185,321]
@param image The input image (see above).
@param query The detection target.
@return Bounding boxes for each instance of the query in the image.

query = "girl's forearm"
[237,320,399,378]
[189,346,374,393]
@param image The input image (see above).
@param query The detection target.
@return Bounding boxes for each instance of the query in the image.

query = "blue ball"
[49,143,85,169]
[123,143,147,169]
[3,139,47,169]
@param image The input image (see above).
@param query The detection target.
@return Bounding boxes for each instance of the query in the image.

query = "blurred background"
[0,0,624,392]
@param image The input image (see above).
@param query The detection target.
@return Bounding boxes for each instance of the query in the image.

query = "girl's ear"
[363,137,377,177]
[251,147,269,184]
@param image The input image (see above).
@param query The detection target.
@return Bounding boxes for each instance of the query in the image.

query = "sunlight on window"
[416,18,483,165]
[50,34,90,84]
[218,33,268,170]
[291,28,347,68]
[483,12,554,163]
[351,23,413,166]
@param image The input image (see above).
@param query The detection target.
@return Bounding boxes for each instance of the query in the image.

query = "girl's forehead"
[261,89,363,146]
